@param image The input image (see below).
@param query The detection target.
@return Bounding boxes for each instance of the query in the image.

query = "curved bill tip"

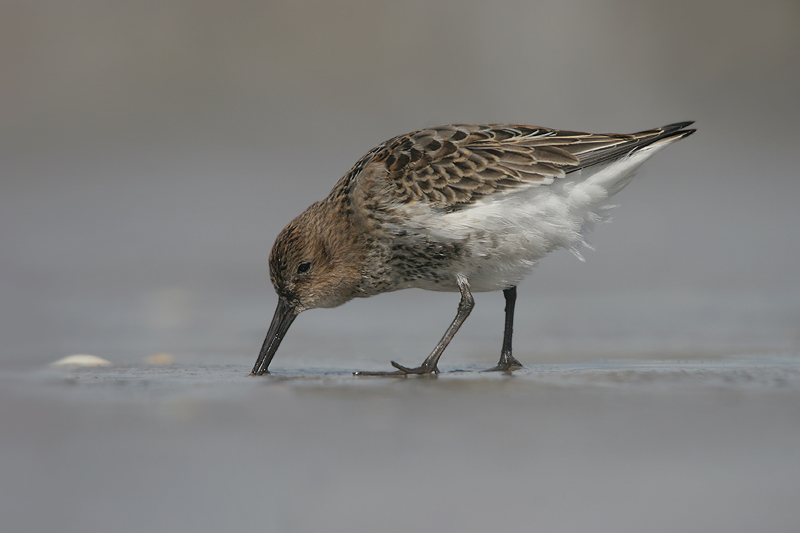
[251,298,298,375]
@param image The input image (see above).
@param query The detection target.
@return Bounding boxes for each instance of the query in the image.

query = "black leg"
[354,275,474,376]
[483,286,524,372]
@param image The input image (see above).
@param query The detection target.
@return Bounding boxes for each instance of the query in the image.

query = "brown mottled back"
[334,123,682,208]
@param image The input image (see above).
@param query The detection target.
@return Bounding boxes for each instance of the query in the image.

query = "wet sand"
[3,354,800,533]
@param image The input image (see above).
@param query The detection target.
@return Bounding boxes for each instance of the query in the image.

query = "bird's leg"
[354,275,474,376]
[391,274,474,374]
[483,286,524,372]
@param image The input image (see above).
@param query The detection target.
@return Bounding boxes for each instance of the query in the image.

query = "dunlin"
[252,122,695,376]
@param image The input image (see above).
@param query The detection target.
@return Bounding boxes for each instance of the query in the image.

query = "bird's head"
[251,201,363,375]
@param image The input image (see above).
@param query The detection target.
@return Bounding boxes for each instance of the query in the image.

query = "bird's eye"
[297,261,311,275]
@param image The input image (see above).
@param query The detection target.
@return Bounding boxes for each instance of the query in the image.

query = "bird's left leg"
[483,286,524,372]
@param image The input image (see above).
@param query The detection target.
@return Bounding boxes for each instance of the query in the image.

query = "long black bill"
[251,297,298,375]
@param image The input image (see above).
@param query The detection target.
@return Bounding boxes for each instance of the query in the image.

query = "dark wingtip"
[662,120,695,132]
[658,121,696,142]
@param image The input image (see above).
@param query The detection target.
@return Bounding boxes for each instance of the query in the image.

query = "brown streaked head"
[251,201,364,375]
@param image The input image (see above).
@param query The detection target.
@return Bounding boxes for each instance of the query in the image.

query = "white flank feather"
[395,137,678,292]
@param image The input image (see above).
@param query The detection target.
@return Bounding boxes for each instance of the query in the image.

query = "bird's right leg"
[354,274,474,376]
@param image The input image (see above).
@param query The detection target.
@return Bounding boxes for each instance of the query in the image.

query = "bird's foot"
[391,360,440,375]
[353,360,439,376]
[482,354,524,373]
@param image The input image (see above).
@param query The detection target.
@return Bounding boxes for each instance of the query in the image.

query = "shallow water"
[3,352,800,533]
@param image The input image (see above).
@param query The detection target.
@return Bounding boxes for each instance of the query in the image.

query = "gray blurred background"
[2,0,799,366]
[3,2,800,533]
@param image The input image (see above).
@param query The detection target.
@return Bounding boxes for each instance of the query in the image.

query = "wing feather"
[343,122,694,208]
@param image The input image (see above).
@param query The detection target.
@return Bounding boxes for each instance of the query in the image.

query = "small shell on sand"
[145,352,175,365]
[50,354,112,367]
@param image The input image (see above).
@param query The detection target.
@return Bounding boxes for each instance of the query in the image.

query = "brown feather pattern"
[331,122,694,209]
